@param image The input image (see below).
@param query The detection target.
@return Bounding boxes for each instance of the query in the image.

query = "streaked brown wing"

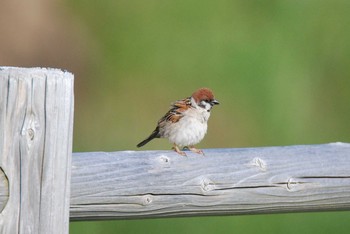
[159,98,191,123]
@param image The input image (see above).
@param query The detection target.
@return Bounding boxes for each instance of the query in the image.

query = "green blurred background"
[1,0,350,233]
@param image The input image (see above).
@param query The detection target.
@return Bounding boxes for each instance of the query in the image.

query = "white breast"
[162,106,210,147]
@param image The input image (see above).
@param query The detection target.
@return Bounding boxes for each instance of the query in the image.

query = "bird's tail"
[137,128,160,147]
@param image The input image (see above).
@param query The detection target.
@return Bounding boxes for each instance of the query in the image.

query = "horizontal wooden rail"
[2,67,349,232]
[69,143,350,220]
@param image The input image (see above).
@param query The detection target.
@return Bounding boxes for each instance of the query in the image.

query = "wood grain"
[1,67,349,225]
[0,67,74,233]
[70,143,350,220]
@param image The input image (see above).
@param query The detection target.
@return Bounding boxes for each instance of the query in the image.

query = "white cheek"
[200,101,212,111]
[206,103,212,111]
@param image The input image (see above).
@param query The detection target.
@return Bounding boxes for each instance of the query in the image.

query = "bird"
[137,87,219,156]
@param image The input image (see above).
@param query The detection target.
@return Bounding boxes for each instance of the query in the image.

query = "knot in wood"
[200,178,215,192]
[286,178,303,192]
[142,195,153,206]
[0,167,9,213]
[249,157,266,171]
[28,128,35,140]
[159,155,170,163]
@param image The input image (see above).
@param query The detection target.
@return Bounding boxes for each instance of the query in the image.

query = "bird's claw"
[173,144,187,156]
[188,146,205,155]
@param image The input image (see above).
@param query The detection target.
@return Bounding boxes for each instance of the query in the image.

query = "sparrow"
[137,87,219,156]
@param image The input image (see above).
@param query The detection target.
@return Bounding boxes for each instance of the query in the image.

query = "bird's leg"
[188,146,204,155]
[172,144,187,156]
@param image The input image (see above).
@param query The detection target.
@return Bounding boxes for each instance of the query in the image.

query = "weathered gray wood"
[0,167,8,213]
[70,143,350,220]
[0,67,74,234]
[0,69,349,225]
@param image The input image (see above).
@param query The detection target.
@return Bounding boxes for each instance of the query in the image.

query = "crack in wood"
[215,185,278,191]
[299,176,350,179]
[0,166,9,213]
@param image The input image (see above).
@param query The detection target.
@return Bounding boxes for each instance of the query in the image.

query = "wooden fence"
[1,67,350,233]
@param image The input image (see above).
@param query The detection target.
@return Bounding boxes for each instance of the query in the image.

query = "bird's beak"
[211,99,220,105]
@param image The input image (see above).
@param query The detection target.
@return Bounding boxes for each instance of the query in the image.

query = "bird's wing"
[159,97,192,123]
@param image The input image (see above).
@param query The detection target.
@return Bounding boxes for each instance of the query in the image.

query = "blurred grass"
[66,0,350,233]
[70,212,350,234]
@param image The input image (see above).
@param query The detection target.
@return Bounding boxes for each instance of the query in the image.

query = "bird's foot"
[172,144,187,156]
[188,146,205,155]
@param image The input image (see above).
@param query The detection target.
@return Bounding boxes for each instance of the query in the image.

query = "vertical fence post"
[0,67,74,234]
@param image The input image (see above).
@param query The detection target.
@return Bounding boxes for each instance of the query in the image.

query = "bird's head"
[192,88,219,112]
